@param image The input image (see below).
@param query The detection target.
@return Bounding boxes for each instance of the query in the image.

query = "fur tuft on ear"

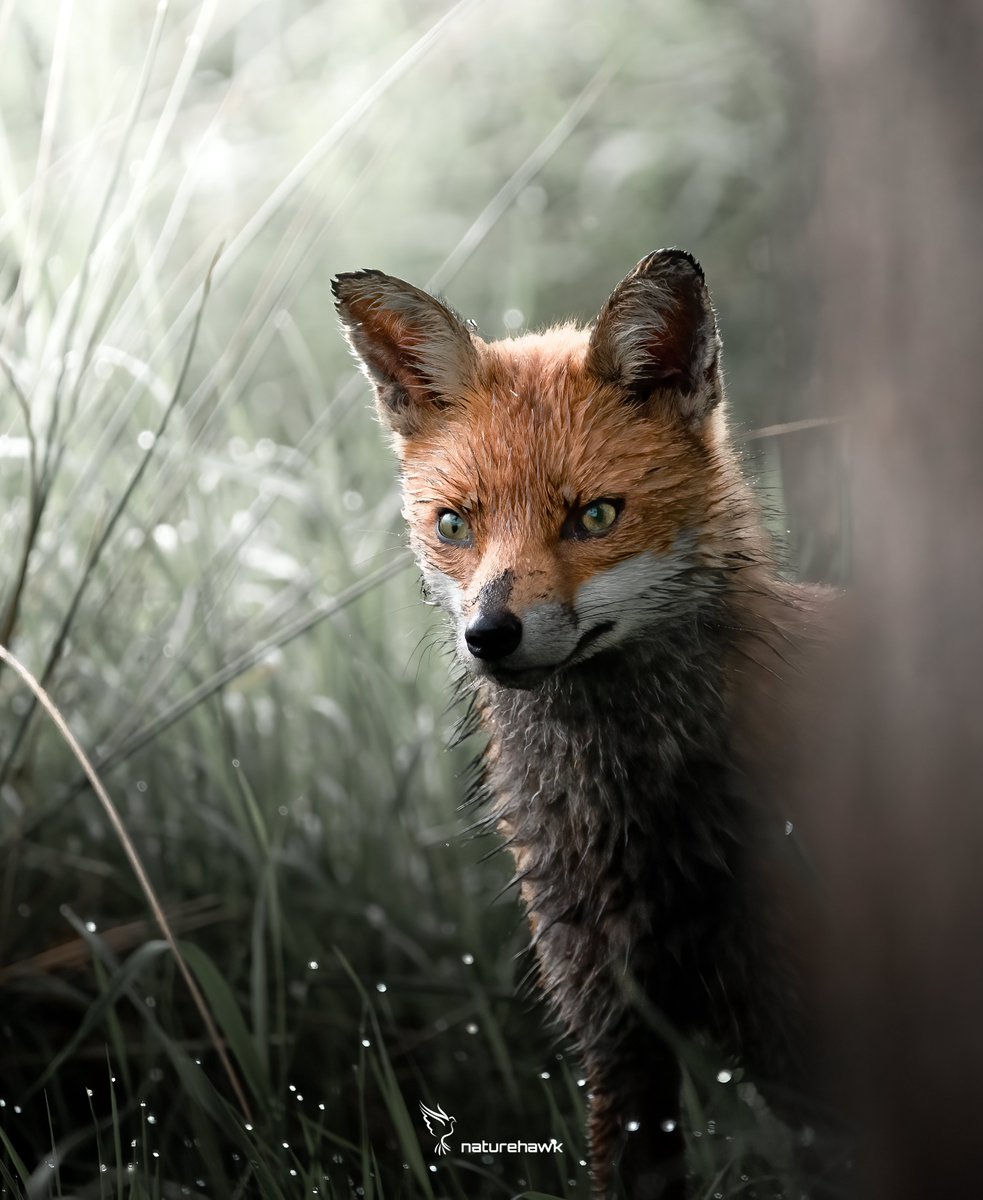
[332,269,478,437]
[585,249,722,427]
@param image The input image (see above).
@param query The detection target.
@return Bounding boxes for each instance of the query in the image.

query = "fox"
[332,250,830,1199]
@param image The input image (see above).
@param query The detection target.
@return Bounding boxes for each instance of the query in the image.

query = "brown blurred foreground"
[802,3,983,1197]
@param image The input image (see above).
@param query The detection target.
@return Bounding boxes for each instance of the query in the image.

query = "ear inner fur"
[586,248,722,426]
[331,269,478,437]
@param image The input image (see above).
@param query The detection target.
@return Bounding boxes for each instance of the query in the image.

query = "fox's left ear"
[585,249,722,427]
[332,269,478,439]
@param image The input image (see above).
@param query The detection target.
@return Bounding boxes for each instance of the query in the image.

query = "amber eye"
[436,510,472,544]
[577,499,621,536]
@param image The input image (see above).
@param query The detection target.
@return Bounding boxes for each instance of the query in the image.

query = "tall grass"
[0,1,826,1196]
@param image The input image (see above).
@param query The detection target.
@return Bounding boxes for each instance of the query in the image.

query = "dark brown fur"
[333,253,831,1198]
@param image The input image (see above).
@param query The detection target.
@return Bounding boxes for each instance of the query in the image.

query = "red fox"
[333,251,829,1199]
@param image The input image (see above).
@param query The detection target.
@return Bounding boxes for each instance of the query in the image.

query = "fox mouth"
[482,621,615,689]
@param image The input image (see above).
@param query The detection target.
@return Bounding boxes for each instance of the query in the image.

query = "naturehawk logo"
[419,1101,455,1155]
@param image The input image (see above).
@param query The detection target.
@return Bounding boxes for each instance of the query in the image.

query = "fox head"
[333,250,751,689]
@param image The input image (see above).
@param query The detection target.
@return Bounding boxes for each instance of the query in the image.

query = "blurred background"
[0,1,848,1196]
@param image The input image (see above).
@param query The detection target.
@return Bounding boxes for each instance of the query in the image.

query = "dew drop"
[660,1118,677,1133]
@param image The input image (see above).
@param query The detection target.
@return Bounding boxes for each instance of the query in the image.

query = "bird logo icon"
[419,1101,456,1155]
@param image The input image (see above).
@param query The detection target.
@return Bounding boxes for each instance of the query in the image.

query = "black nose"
[465,610,522,661]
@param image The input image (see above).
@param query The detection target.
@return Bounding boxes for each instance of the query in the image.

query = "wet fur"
[333,253,828,1198]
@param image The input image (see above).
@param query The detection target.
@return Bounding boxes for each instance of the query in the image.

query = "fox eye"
[436,510,472,544]
[575,498,622,537]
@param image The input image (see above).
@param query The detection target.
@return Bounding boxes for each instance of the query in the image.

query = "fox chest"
[483,655,754,1037]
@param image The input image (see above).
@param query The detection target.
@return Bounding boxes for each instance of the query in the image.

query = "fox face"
[333,251,743,689]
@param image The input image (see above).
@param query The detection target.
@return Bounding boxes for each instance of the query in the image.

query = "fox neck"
[481,595,738,822]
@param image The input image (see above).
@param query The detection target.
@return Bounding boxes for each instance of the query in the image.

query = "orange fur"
[398,327,746,617]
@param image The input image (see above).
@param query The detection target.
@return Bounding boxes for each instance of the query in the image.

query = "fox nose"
[465,610,522,661]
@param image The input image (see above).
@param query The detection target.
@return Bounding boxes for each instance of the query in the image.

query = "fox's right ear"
[332,270,478,438]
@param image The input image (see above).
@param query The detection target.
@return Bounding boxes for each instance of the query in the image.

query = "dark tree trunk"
[800,4,983,1198]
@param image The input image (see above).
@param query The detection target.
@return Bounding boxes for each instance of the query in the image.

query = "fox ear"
[585,249,722,426]
[332,270,477,438]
